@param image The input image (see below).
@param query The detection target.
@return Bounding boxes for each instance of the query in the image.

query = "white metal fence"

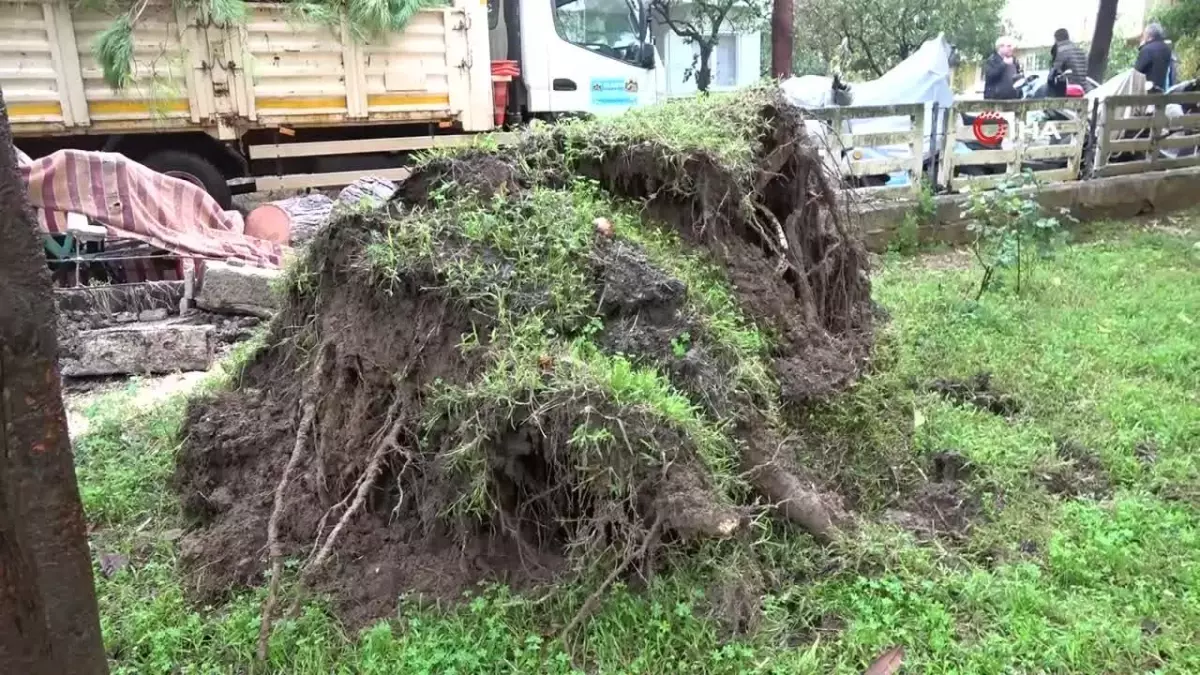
[806,103,927,198]
[803,91,1200,195]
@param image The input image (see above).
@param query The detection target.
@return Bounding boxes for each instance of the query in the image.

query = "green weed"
[889,179,937,257]
[962,171,1072,298]
[534,86,777,185]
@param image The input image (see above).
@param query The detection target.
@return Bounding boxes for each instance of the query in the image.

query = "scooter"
[955,68,1085,176]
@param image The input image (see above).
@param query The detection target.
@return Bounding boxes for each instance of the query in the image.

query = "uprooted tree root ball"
[175,88,875,636]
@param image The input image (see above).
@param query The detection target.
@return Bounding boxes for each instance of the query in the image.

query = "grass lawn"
[75,221,1199,674]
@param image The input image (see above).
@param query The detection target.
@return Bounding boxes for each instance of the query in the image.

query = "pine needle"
[95,13,135,90]
[95,0,449,91]
[206,0,247,25]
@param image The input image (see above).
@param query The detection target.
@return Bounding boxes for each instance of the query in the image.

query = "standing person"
[1135,23,1174,91]
[1051,28,1090,90]
[984,36,1022,100]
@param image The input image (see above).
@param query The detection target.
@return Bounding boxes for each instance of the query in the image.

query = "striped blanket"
[18,148,286,270]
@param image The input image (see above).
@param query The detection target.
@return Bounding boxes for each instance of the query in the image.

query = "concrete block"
[852,166,1200,252]
[60,322,212,377]
[54,281,184,316]
[1073,174,1156,220]
[1147,165,1200,213]
[196,260,282,318]
[1035,182,1079,216]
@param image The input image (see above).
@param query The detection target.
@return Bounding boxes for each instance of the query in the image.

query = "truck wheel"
[140,150,233,209]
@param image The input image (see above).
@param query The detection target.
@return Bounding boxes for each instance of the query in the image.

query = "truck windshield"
[553,0,647,66]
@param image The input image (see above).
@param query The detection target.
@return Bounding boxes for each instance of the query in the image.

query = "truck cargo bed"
[1,0,492,139]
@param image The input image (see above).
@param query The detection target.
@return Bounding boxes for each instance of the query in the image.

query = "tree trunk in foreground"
[1089,0,1121,83]
[771,0,794,78]
[0,88,109,675]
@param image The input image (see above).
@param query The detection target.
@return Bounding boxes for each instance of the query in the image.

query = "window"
[1019,51,1049,72]
[714,34,736,87]
[554,0,644,66]
[690,34,738,88]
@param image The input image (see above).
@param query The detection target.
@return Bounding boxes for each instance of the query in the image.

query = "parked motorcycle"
[955,68,1086,177]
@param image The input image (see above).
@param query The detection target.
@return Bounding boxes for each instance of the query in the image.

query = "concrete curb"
[856,166,1200,252]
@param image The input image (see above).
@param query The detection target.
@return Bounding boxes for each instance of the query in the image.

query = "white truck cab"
[489,0,659,117]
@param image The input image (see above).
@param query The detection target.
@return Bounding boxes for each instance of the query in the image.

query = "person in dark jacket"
[1051,28,1090,90]
[1135,23,1174,91]
[984,36,1022,99]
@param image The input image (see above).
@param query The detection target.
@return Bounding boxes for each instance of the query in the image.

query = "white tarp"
[780,35,956,184]
[1087,69,1149,167]
[781,34,955,143]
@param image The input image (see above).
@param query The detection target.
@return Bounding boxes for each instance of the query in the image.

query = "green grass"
[529,86,775,186]
[78,224,1200,673]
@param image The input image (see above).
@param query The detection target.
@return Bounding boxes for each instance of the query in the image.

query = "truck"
[0,0,659,207]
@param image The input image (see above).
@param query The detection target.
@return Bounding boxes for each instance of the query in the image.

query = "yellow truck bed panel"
[1,0,492,138]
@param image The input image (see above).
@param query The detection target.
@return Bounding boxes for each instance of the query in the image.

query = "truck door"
[522,0,657,115]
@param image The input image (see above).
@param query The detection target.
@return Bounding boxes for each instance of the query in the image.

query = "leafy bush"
[962,171,1071,298]
[890,179,937,256]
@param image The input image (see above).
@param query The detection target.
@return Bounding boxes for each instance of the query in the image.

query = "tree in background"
[1160,0,1200,37]
[1088,0,1121,83]
[771,0,794,78]
[651,0,768,91]
[1158,0,1200,78]
[793,0,1005,78]
[0,90,109,674]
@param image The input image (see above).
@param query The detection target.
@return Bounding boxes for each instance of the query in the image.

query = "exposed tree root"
[177,90,874,631]
[560,514,663,649]
[285,407,408,620]
[741,436,850,544]
[257,347,327,662]
[654,464,743,540]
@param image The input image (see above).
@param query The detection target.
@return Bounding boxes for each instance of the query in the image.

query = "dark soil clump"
[1038,438,1111,500]
[884,451,982,539]
[928,372,1021,416]
[174,88,874,629]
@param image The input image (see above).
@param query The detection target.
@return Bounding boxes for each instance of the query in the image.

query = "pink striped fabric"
[20,149,286,269]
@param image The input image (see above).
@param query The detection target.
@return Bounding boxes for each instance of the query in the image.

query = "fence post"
[939,103,958,192]
[1007,103,1025,176]
[1150,95,1168,170]
[1063,99,1087,181]
[909,104,925,194]
[1083,97,1100,178]
[927,102,940,189]
[1098,97,1117,176]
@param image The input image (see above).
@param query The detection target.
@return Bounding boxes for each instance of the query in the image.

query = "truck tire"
[140,150,233,209]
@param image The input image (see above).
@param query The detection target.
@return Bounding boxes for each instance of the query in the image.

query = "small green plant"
[962,171,1071,299]
[890,179,937,256]
[671,331,692,357]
